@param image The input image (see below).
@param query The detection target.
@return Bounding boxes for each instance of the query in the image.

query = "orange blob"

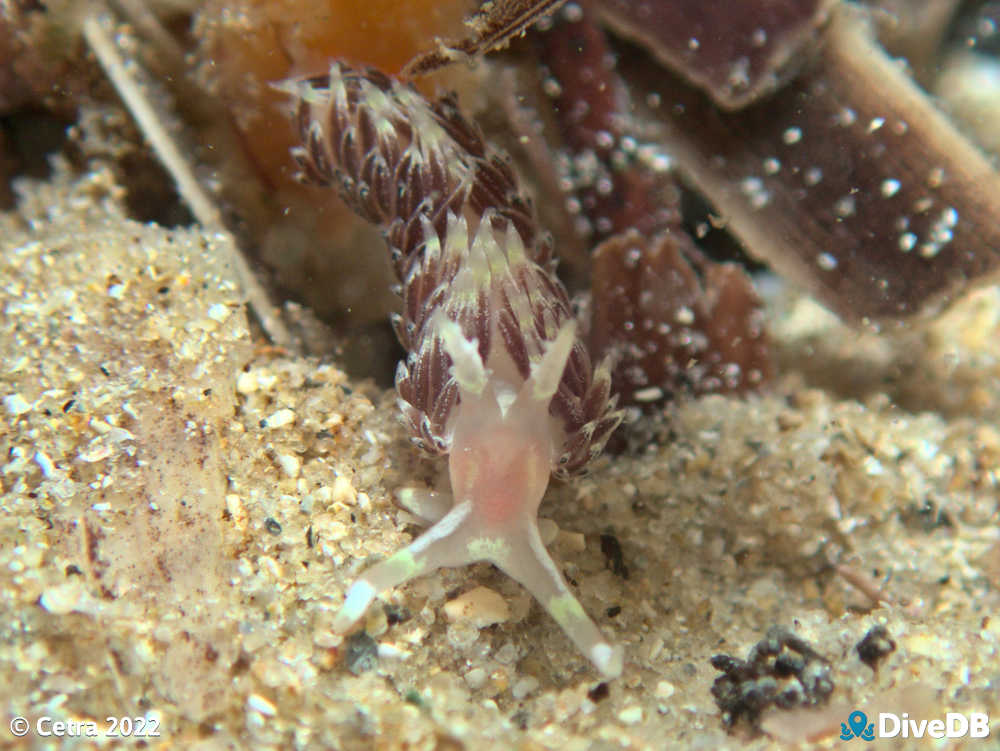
[193,0,476,321]
[197,0,476,187]
[276,0,475,77]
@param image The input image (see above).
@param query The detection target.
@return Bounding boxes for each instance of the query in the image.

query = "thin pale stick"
[81,12,293,348]
[834,563,893,606]
[109,0,187,72]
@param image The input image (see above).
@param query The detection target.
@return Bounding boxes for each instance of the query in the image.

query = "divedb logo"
[840,709,991,741]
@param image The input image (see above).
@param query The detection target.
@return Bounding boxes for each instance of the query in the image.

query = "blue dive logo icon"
[840,710,876,741]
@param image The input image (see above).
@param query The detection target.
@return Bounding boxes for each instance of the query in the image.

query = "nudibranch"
[281,63,624,676]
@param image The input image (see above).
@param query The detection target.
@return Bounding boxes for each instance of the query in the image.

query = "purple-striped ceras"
[282,63,624,676]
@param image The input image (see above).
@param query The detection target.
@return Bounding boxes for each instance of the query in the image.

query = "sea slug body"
[281,63,624,677]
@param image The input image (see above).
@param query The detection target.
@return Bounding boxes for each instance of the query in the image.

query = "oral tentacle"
[331,501,476,632]
[492,520,624,678]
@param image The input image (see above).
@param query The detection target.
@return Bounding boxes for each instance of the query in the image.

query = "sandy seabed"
[2,159,999,750]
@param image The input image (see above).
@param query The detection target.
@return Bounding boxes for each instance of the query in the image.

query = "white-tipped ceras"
[282,63,624,677]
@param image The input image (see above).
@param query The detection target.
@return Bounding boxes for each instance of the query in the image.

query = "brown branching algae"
[590,229,771,402]
[598,0,837,109]
[620,2,1000,322]
[530,5,773,400]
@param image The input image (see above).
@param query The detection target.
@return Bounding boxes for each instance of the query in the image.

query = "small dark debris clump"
[510,710,530,730]
[343,630,378,675]
[900,499,954,532]
[710,625,834,728]
[855,625,896,670]
[587,682,610,703]
[384,603,411,626]
[264,517,282,535]
[599,533,629,579]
